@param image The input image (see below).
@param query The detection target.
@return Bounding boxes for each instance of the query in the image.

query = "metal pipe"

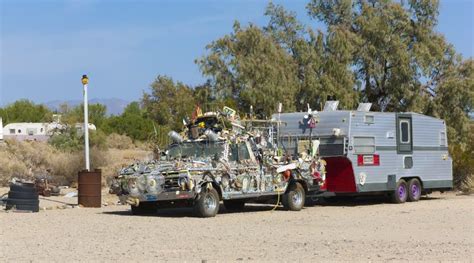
[82,75,90,171]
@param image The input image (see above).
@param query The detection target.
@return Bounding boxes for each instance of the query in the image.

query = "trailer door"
[396,114,413,154]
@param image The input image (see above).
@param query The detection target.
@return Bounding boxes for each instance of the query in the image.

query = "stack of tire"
[6,182,40,212]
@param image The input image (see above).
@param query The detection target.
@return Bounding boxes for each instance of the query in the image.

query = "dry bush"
[0,140,110,186]
[106,133,134,149]
[0,145,29,186]
[102,148,152,186]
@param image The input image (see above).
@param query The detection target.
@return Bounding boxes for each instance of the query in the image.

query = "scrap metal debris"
[110,106,326,211]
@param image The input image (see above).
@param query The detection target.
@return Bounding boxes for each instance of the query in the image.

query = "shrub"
[105,133,134,149]
[0,140,109,186]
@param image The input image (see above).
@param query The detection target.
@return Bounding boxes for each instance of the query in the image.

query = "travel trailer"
[275,101,453,203]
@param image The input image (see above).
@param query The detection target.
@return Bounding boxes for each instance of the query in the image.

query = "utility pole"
[81,75,90,171]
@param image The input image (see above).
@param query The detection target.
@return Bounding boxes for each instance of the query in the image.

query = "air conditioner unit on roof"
[323,101,339,111]
[357,103,372,112]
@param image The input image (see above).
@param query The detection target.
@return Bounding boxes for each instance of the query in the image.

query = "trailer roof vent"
[323,100,339,111]
[357,103,372,112]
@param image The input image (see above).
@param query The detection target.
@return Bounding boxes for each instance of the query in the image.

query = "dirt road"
[1,193,472,262]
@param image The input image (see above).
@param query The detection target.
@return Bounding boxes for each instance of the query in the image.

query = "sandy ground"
[0,192,473,262]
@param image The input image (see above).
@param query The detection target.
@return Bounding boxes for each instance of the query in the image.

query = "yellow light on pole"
[81,74,89,85]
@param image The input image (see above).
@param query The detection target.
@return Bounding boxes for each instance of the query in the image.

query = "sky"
[0,0,473,106]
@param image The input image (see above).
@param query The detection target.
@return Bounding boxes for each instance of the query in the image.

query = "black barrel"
[7,182,40,212]
[78,169,102,207]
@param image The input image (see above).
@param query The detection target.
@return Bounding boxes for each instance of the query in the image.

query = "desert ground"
[1,191,472,262]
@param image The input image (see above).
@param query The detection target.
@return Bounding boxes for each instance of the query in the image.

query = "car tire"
[6,198,40,212]
[131,201,157,215]
[7,204,40,212]
[9,183,37,193]
[8,190,39,200]
[407,178,422,202]
[223,200,245,211]
[390,179,408,204]
[194,188,219,217]
[282,182,305,211]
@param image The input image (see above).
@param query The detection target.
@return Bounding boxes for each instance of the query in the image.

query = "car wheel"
[194,188,219,217]
[282,182,305,211]
[390,179,408,204]
[131,201,157,215]
[407,178,422,202]
[9,183,37,193]
[223,200,245,211]
[6,198,40,212]
[8,190,39,199]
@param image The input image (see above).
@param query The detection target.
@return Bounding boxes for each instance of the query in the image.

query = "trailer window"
[364,114,374,124]
[27,128,37,136]
[440,131,446,146]
[353,137,375,154]
[9,129,15,134]
[399,120,410,143]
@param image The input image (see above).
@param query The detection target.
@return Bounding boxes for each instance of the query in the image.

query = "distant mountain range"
[45,98,130,116]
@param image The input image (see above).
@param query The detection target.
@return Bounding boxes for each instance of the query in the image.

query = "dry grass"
[105,133,135,149]
[0,139,151,187]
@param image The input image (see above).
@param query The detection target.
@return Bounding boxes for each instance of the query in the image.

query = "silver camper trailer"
[274,101,453,203]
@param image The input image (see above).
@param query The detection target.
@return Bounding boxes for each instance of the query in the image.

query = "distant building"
[1,121,96,142]
[0,118,3,141]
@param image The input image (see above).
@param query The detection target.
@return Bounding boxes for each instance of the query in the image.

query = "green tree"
[0,99,52,124]
[103,101,156,141]
[307,0,451,112]
[265,3,357,110]
[434,59,473,145]
[142,76,196,131]
[61,103,107,129]
[197,22,299,118]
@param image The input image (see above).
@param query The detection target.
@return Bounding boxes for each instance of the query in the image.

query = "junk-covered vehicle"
[110,107,326,217]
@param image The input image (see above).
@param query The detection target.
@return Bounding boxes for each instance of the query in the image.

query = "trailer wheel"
[407,178,422,202]
[223,200,245,211]
[194,188,219,217]
[390,179,408,204]
[282,182,305,211]
[8,190,39,199]
[131,201,157,215]
[9,183,37,193]
[6,198,40,212]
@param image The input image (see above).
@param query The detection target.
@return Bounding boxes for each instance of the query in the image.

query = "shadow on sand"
[101,203,285,218]
[101,194,442,218]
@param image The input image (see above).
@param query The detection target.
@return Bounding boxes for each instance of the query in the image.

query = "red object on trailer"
[324,157,357,193]
[357,154,380,166]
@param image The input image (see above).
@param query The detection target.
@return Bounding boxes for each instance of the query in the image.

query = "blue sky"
[1,0,473,106]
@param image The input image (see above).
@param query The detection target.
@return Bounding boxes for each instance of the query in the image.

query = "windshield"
[167,141,226,160]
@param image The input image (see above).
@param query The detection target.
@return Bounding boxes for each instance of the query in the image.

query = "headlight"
[178,176,188,190]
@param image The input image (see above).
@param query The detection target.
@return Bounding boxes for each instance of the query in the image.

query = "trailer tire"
[282,182,305,211]
[223,200,245,211]
[9,183,37,193]
[390,179,408,204]
[6,204,40,212]
[6,198,40,212]
[407,178,422,202]
[194,188,219,218]
[8,190,39,200]
[131,201,157,215]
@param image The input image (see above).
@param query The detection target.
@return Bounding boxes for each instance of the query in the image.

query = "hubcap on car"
[291,190,303,206]
[204,194,217,210]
